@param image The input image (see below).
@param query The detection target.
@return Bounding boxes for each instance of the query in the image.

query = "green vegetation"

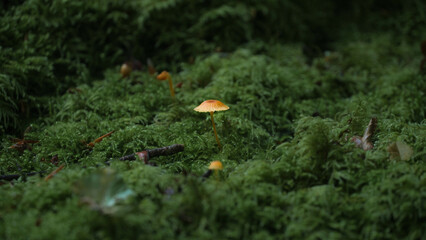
[1,0,425,239]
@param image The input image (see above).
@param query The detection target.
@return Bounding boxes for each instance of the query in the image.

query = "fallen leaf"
[387,141,413,161]
[73,168,134,214]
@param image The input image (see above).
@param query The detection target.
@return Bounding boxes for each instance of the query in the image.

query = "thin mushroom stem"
[167,76,175,98]
[214,170,219,180]
[210,111,221,148]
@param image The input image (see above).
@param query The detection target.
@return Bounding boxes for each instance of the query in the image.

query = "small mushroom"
[209,160,223,171]
[157,71,175,98]
[120,63,132,78]
[194,100,229,148]
[202,161,223,179]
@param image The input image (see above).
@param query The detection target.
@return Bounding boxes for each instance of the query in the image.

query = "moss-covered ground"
[1,1,426,239]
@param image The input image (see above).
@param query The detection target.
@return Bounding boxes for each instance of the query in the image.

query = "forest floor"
[1,34,425,239]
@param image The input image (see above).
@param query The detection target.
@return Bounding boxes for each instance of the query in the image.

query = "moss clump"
[1,1,426,239]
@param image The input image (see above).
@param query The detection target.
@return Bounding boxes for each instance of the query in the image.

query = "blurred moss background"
[1,0,425,133]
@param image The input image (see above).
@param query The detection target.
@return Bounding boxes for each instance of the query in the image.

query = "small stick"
[136,151,149,164]
[0,172,42,181]
[9,126,39,151]
[87,130,115,147]
[119,144,184,163]
[147,144,184,158]
[44,164,65,181]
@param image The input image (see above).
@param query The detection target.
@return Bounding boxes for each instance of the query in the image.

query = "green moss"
[1,1,426,239]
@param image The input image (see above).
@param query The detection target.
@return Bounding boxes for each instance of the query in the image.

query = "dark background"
[1,0,425,134]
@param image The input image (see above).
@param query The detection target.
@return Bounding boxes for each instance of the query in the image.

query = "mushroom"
[120,63,132,78]
[194,100,229,148]
[157,71,175,98]
[202,161,223,179]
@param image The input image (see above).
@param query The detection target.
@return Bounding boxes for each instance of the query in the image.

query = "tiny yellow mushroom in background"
[157,71,175,98]
[194,100,229,148]
[209,160,223,172]
[120,63,132,78]
[202,161,223,179]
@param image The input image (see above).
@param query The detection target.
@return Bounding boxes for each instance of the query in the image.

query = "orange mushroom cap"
[194,100,229,112]
[157,71,171,81]
[208,161,223,170]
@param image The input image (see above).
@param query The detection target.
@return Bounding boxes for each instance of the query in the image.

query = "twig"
[87,130,115,147]
[9,126,39,151]
[119,144,184,163]
[0,171,44,181]
[44,164,65,181]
